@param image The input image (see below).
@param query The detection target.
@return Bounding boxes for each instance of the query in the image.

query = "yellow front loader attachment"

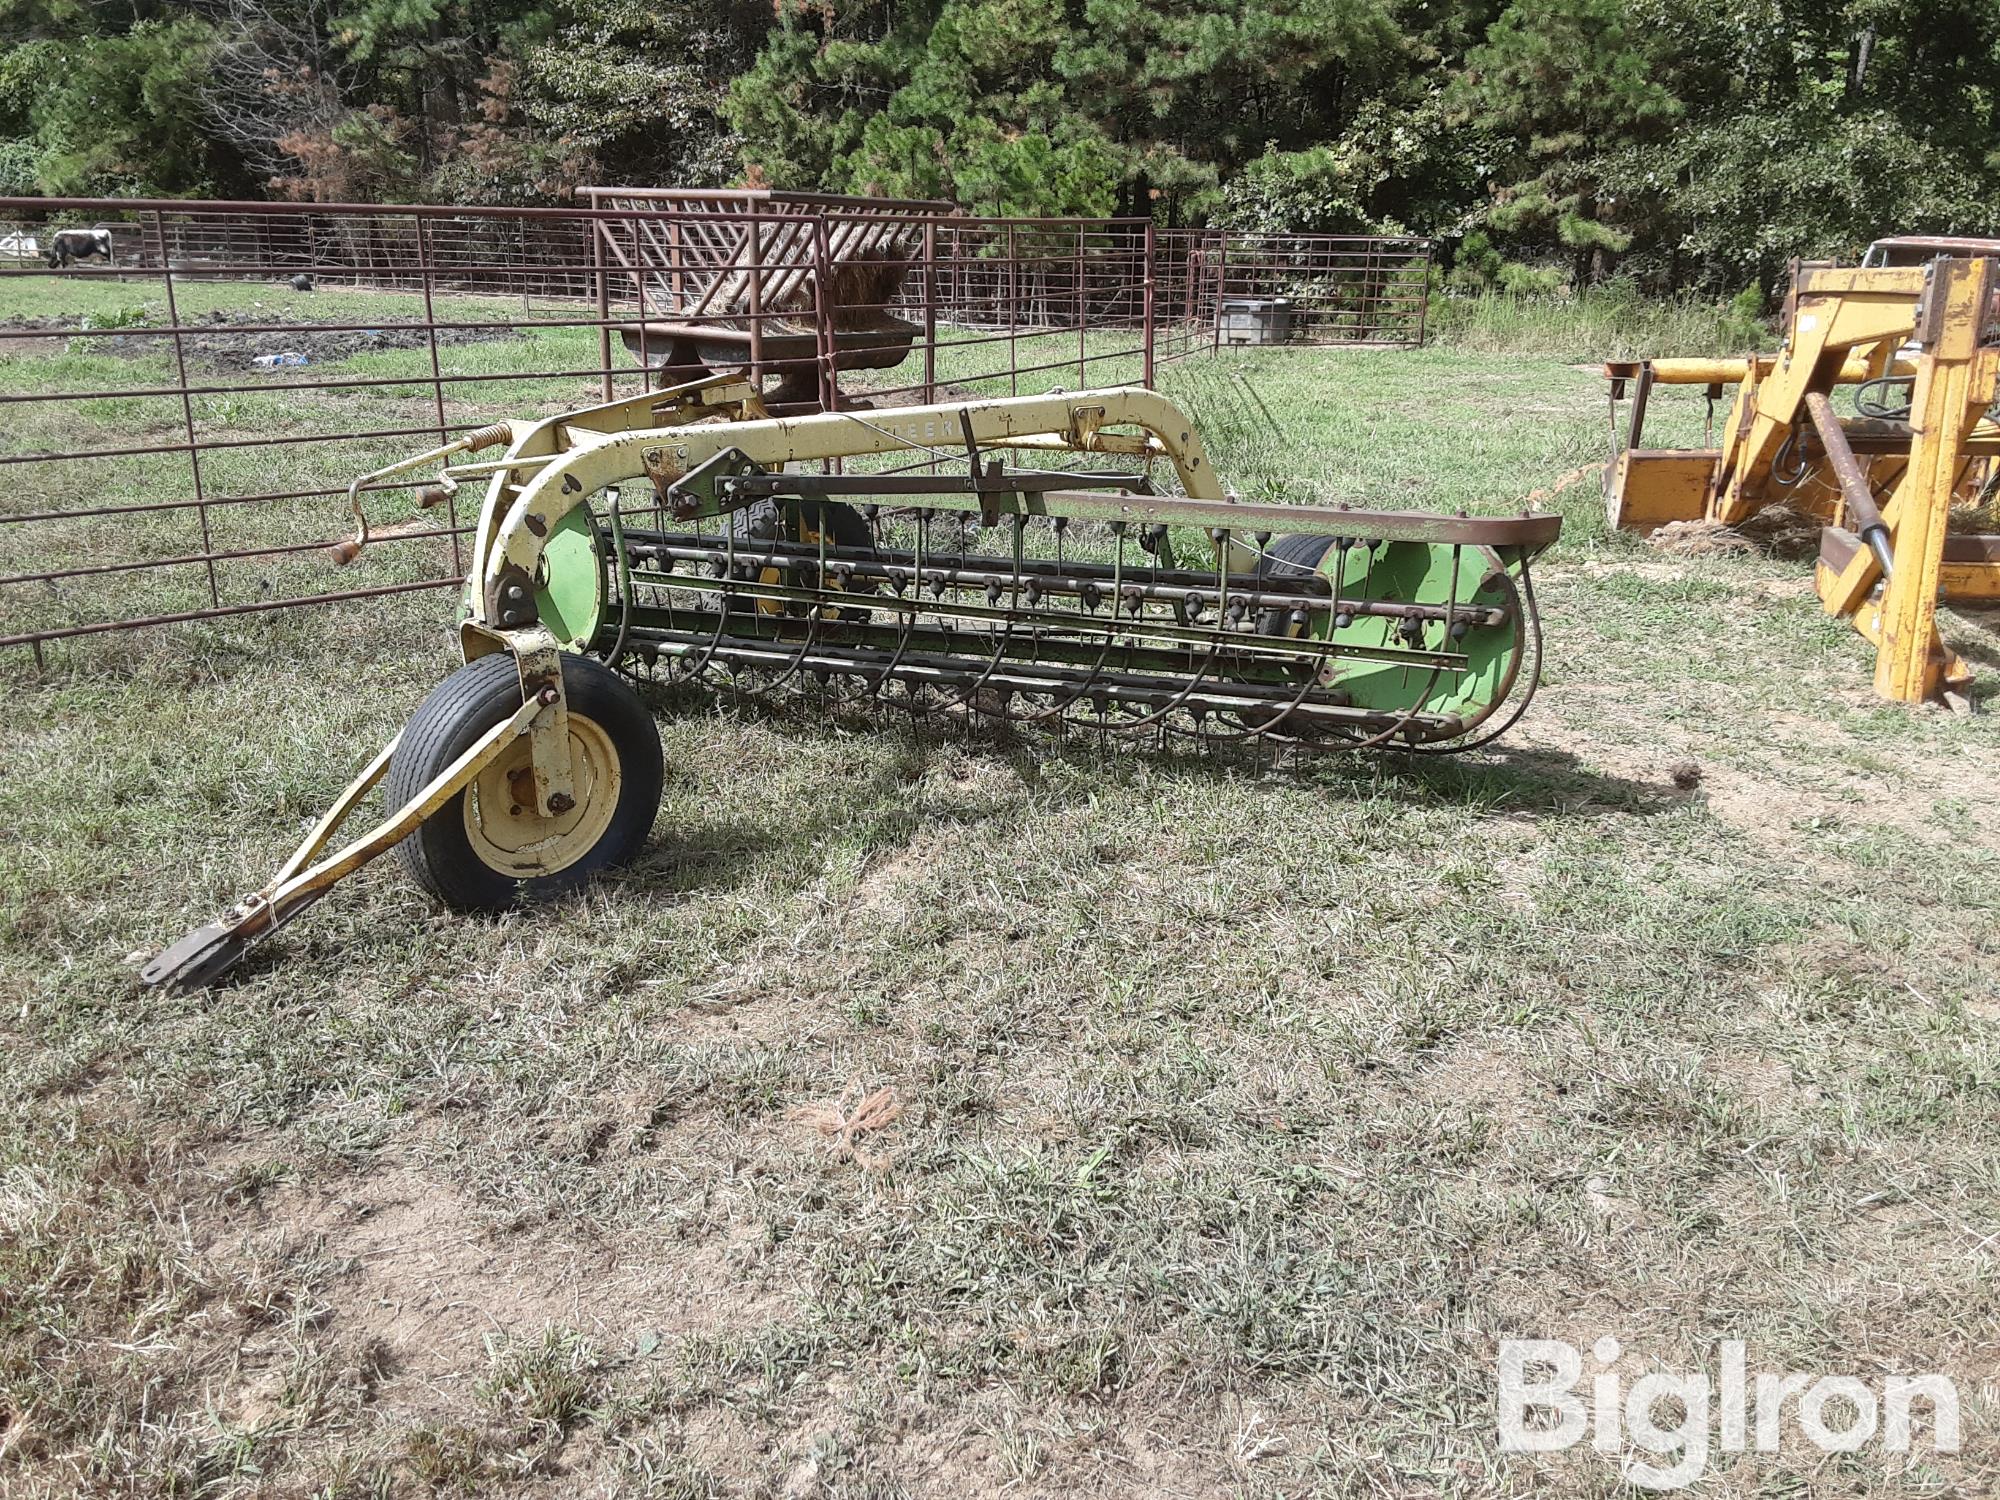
[1603,246,2000,705]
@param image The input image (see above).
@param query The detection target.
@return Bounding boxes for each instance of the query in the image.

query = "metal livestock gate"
[0,193,1428,658]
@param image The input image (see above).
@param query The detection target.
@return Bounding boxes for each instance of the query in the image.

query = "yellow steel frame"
[138,690,550,989]
[142,382,1226,989]
[1604,257,2000,704]
[459,382,1221,634]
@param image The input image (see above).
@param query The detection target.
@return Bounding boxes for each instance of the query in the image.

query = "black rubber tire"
[1255,533,1335,636]
[1256,531,1335,577]
[727,498,877,621]
[795,498,873,551]
[386,653,664,913]
[805,501,879,618]
[728,497,873,551]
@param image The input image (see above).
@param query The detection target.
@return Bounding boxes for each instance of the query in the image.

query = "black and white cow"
[46,228,114,269]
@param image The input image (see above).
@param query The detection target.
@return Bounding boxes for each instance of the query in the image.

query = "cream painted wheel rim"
[462,714,622,876]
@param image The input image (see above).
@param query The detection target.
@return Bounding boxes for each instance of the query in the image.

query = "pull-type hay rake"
[143,377,1560,989]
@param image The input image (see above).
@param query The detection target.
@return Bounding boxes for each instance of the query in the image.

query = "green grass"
[3,283,2000,1496]
[1433,285,1769,361]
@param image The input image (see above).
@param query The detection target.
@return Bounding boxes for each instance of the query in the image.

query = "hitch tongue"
[140,913,253,992]
[140,892,322,993]
[138,687,545,992]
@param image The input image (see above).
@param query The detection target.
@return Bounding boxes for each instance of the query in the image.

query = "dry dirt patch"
[206,1156,791,1415]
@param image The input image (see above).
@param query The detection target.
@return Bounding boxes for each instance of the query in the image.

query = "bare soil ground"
[6,302,519,372]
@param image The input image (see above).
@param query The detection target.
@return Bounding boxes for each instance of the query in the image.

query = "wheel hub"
[463,714,622,875]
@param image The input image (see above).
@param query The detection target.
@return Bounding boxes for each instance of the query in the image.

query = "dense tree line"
[1,0,1994,292]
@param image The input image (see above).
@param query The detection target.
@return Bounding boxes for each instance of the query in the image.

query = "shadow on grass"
[1391,743,1686,817]
[1941,606,2000,671]
[139,685,1682,995]
[636,677,1685,825]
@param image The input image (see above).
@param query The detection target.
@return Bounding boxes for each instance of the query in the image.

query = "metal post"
[1414,241,1432,348]
[415,217,462,576]
[1212,233,1228,355]
[1076,225,1087,388]
[636,206,658,393]
[747,214,764,397]
[1142,221,1156,388]
[922,219,938,404]
[152,210,220,609]
[1008,225,1019,396]
[626,197,651,381]
[517,221,530,315]
[590,188,612,399]
[811,213,836,412]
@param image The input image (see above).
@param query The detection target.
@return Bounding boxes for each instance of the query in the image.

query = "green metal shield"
[533,506,605,651]
[1308,540,1523,720]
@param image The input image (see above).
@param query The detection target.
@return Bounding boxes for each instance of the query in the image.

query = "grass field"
[3,279,1999,1497]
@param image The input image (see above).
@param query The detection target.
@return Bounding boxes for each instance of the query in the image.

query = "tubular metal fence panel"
[1149,230,1433,356]
[1211,233,1432,347]
[0,193,1425,656]
[1151,228,1218,365]
[1,197,670,657]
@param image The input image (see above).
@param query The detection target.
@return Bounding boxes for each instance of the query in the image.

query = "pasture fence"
[0,192,1428,656]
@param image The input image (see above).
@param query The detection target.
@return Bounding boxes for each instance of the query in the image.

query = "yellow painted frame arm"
[469,387,1224,633]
